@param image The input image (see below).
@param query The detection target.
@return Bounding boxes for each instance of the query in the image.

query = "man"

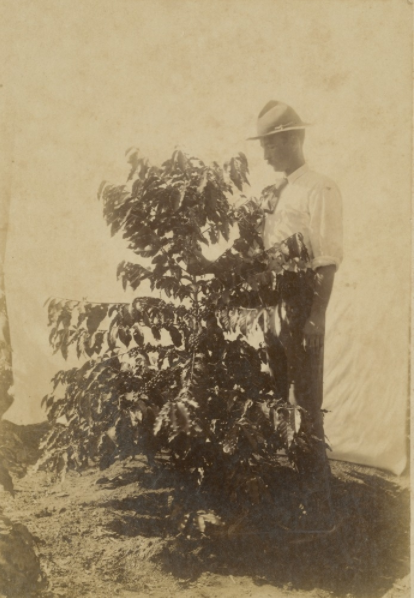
[248,100,343,529]
[188,101,343,530]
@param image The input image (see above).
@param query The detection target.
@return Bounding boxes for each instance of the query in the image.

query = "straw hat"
[248,100,310,140]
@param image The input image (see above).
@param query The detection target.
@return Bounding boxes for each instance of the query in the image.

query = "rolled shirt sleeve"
[308,180,343,271]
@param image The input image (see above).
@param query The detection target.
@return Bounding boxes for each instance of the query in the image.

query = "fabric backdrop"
[0,0,410,475]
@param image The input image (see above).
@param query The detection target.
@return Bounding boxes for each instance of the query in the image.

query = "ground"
[0,420,410,598]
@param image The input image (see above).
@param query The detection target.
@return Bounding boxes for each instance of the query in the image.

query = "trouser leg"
[265,273,334,529]
[266,274,330,488]
[291,338,330,489]
[294,339,334,529]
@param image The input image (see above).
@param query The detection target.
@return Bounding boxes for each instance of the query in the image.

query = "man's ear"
[289,133,303,153]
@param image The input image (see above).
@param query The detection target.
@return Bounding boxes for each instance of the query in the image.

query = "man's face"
[260,133,291,172]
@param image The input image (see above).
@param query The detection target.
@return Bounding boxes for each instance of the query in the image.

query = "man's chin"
[267,162,283,173]
[268,164,285,175]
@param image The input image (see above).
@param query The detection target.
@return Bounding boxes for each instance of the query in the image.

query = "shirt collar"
[286,163,309,185]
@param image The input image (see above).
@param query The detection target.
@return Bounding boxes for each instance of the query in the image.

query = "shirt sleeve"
[308,180,343,271]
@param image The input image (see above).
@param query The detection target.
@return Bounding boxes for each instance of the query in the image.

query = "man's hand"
[303,310,325,349]
[303,265,336,350]
[268,253,284,272]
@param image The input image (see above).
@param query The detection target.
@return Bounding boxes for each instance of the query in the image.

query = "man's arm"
[303,265,336,349]
[304,178,343,349]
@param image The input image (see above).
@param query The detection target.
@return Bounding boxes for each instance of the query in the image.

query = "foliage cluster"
[38,149,312,520]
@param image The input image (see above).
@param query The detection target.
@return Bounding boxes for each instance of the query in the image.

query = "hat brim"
[247,123,311,141]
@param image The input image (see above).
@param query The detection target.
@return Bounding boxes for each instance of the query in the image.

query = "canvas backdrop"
[0,0,410,475]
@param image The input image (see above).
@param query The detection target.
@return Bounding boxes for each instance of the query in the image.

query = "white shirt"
[262,163,343,270]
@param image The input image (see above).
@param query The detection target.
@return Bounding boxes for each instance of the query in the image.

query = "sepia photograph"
[0,1,411,596]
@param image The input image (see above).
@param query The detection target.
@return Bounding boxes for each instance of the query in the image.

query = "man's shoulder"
[299,167,340,195]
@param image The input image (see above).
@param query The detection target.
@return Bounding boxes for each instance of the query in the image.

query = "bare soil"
[0,421,410,598]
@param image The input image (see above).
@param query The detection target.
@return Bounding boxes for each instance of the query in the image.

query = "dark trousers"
[265,271,329,489]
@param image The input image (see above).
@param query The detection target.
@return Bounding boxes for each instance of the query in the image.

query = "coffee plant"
[38,148,313,522]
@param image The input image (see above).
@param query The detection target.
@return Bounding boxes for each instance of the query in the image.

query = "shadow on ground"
[94,458,409,598]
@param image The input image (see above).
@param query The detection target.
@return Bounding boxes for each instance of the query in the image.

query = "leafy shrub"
[38,149,312,511]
